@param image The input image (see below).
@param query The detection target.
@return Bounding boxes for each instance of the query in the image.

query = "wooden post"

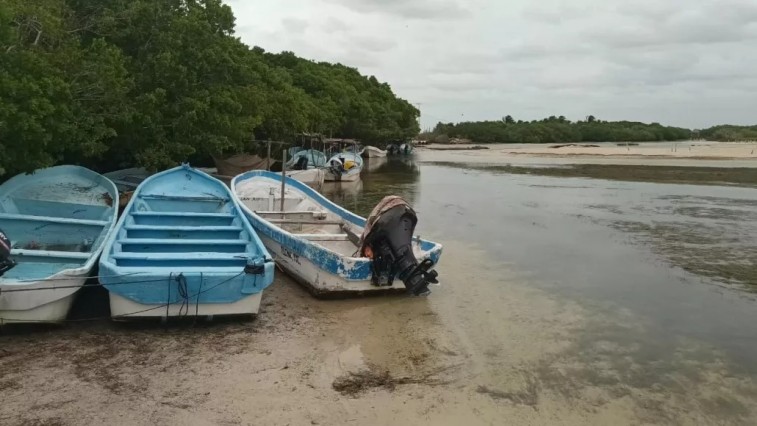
[280,149,287,214]
[266,141,271,171]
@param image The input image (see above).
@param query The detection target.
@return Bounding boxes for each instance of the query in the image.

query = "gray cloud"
[327,0,470,19]
[281,17,309,35]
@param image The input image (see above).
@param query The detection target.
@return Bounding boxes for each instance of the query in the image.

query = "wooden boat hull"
[99,165,274,319]
[0,166,119,323]
[232,171,442,297]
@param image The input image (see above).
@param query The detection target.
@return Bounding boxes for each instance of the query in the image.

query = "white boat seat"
[267,219,344,225]
[0,212,108,227]
[296,234,351,241]
[11,248,91,260]
[255,210,326,216]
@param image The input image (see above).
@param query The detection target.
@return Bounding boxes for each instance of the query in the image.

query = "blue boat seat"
[0,212,108,227]
[123,224,242,232]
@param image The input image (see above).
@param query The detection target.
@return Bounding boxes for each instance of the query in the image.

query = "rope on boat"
[0,272,245,323]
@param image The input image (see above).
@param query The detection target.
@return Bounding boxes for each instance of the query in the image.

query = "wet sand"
[418,141,757,168]
[3,157,757,425]
[5,244,756,425]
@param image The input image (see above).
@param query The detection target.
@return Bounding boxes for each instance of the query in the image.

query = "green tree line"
[424,116,693,144]
[0,0,420,177]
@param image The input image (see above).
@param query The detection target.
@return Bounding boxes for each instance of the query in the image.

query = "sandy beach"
[419,141,757,168]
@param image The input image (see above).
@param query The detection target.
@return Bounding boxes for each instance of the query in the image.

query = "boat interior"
[0,174,115,281]
[109,171,261,270]
[236,178,422,258]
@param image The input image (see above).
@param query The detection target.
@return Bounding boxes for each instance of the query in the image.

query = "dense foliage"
[425,116,693,144]
[698,125,757,142]
[0,0,419,176]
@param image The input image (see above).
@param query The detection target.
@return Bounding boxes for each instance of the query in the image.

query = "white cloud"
[228,0,757,129]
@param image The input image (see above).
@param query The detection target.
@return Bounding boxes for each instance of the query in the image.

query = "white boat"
[197,167,325,190]
[231,171,443,297]
[361,145,387,158]
[325,152,363,182]
[0,166,118,323]
[283,168,326,189]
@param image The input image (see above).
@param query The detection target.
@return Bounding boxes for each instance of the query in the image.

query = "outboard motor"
[293,156,309,170]
[360,198,438,296]
[0,228,16,277]
[329,158,345,181]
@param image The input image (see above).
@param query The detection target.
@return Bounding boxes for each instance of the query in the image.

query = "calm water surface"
[323,157,757,375]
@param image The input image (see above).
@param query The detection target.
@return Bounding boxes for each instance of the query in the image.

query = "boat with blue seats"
[232,171,442,297]
[0,165,118,323]
[99,164,274,319]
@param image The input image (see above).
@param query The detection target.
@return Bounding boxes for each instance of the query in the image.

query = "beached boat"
[361,145,387,158]
[104,168,151,208]
[0,166,118,323]
[325,152,363,182]
[232,171,442,297]
[99,164,274,319]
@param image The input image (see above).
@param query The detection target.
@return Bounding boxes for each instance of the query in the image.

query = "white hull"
[260,235,405,295]
[283,168,325,189]
[0,276,85,323]
[362,146,387,158]
[109,292,263,318]
[324,169,361,182]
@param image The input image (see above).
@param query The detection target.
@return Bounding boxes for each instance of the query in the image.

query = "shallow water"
[324,157,757,419]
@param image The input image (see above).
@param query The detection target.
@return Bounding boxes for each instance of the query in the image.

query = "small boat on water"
[361,145,387,158]
[232,171,442,297]
[0,166,118,323]
[286,149,327,170]
[99,164,274,319]
[325,152,363,182]
[104,168,151,209]
[386,143,414,155]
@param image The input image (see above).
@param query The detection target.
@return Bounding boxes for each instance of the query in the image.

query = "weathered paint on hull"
[0,285,80,323]
[109,291,263,319]
[260,234,411,297]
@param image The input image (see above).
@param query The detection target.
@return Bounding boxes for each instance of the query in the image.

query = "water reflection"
[322,157,757,375]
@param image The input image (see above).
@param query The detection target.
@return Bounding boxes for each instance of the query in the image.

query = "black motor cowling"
[0,228,15,277]
[361,205,438,296]
[293,156,309,170]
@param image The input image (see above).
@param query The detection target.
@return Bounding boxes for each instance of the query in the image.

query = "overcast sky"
[227,0,757,130]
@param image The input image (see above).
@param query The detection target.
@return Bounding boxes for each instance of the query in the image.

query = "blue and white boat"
[325,152,363,182]
[0,166,118,323]
[99,165,274,319]
[232,171,442,297]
